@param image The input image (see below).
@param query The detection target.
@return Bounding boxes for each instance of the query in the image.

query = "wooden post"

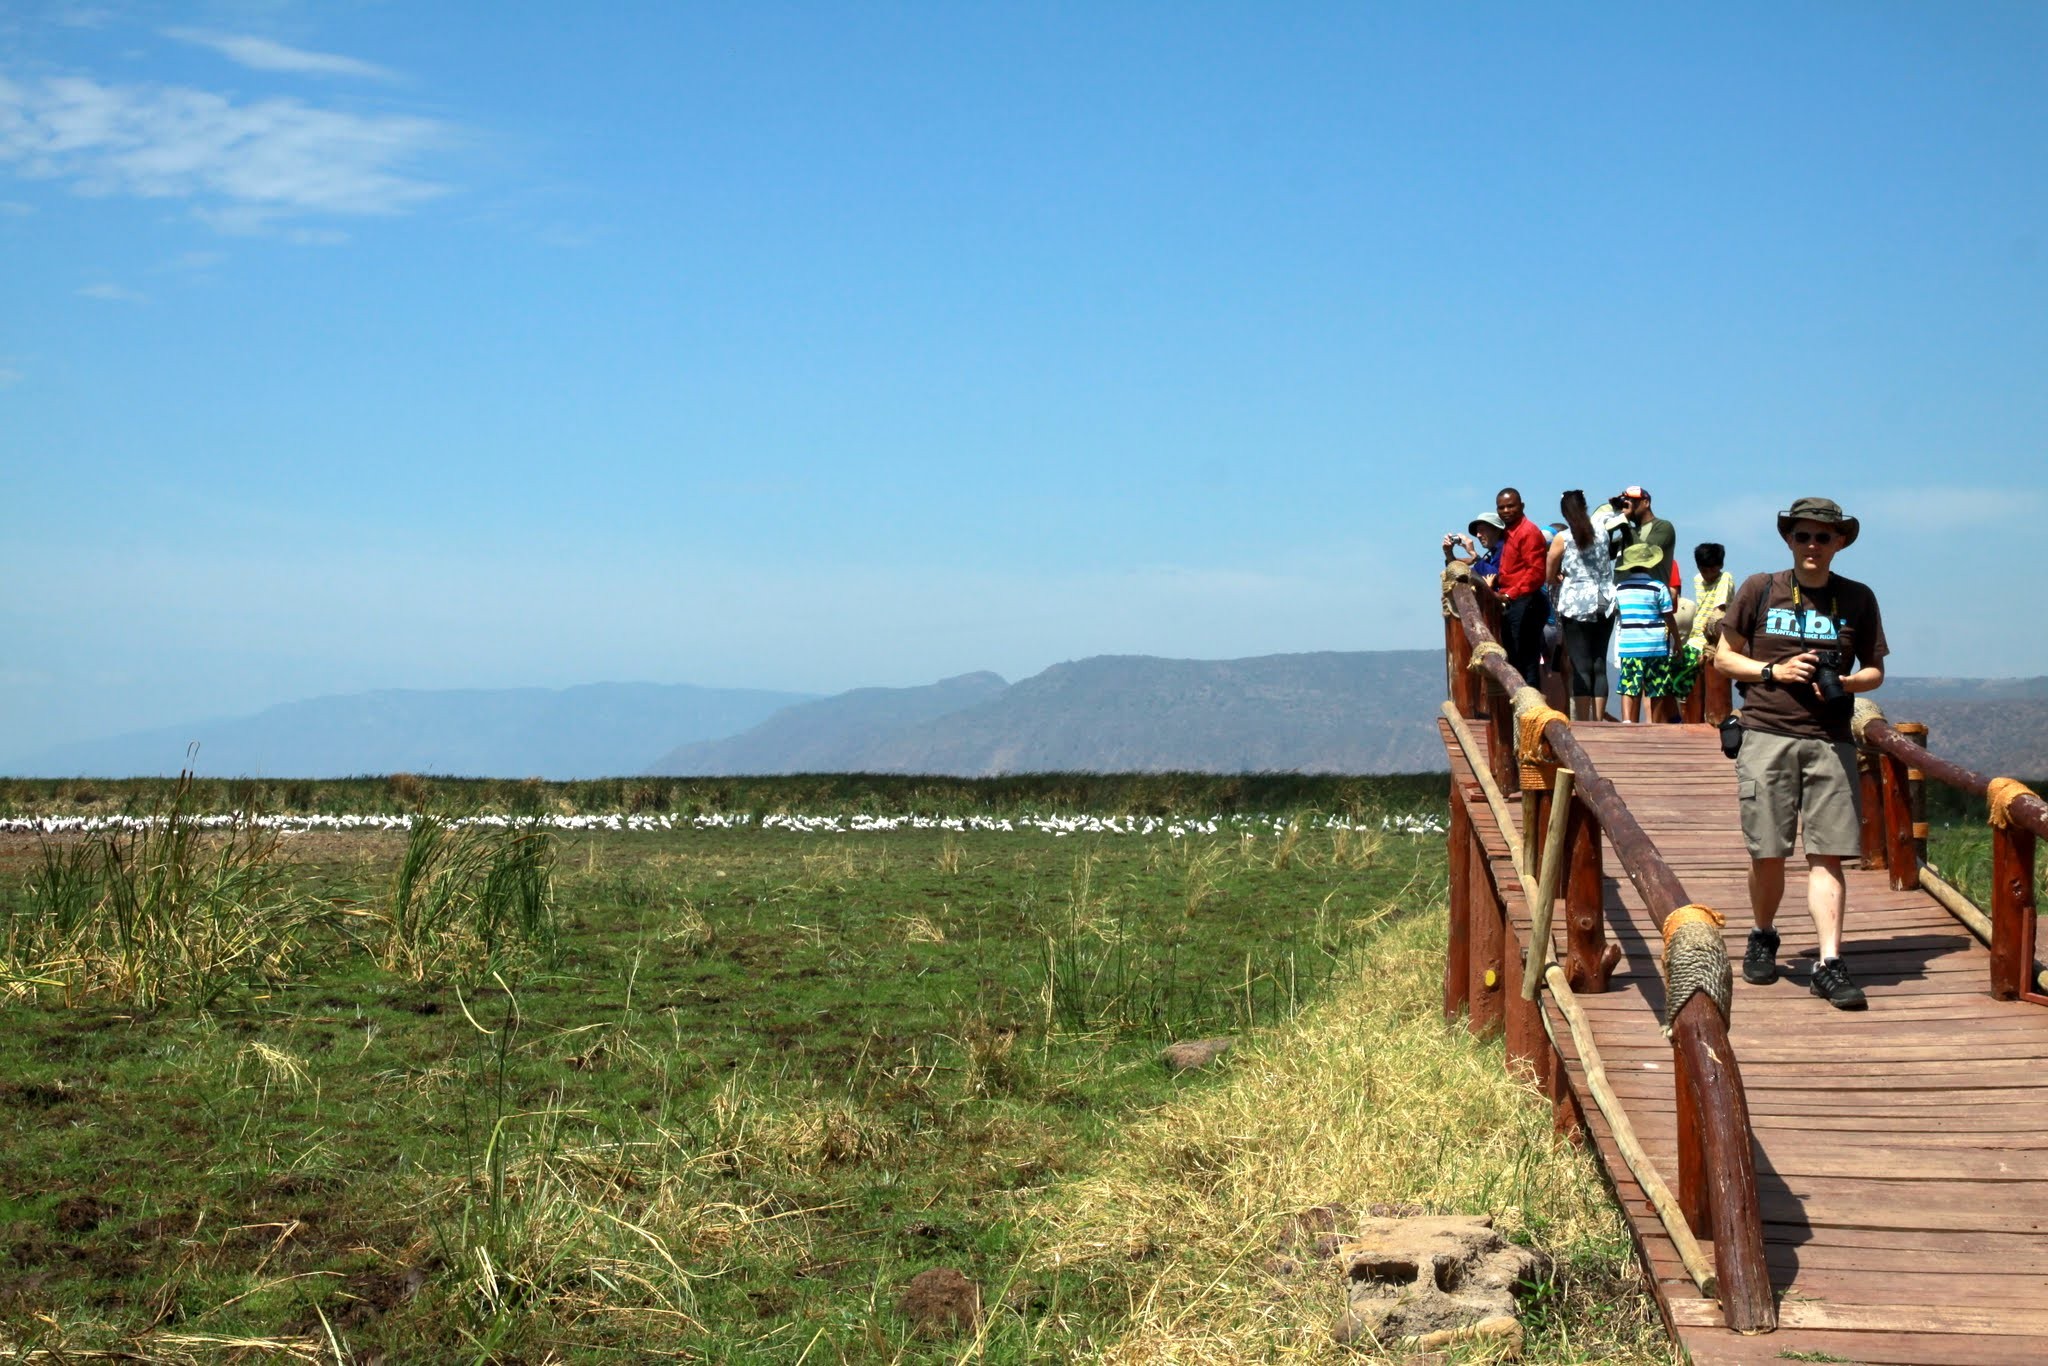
[1857,750,1887,873]
[1681,664,1705,724]
[1880,746,1918,890]
[1564,792,1611,994]
[1521,784,1550,886]
[1989,823,2037,1002]
[1468,821,1505,1038]
[1504,922,1544,1078]
[1488,688,1518,797]
[1704,659,1734,725]
[1446,615,1481,719]
[1895,721,1930,866]
[1673,1046,1709,1238]
[1446,786,1472,1020]
[1669,994,1775,1333]
[1548,1046,1583,1142]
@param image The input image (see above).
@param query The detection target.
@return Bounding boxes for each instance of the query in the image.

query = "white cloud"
[78,280,146,302]
[0,72,451,225]
[0,366,23,388]
[0,199,33,215]
[163,28,397,82]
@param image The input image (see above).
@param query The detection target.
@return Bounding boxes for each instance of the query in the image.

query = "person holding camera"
[1717,497,1889,1009]
[1442,514,1506,588]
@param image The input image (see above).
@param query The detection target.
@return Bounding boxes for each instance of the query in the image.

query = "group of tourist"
[1441,484,1731,724]
[1440,490,1890,1010]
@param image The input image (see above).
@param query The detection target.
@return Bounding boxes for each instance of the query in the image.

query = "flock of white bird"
[0,809,1448,839]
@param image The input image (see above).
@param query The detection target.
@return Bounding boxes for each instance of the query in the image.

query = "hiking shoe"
[1809,957,1867,1010]
[1742,927,1780,986]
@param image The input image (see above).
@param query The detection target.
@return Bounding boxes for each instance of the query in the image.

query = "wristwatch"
[1760,663,1775,686]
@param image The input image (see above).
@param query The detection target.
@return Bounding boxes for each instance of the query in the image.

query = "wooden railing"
[1855,713,2048,1004]
[1441,573,1775,1334]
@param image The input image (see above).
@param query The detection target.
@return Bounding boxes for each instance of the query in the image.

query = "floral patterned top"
[1552,529,1616,622]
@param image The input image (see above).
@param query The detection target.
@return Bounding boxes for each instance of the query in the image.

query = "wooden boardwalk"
[1443,719,2048,1365]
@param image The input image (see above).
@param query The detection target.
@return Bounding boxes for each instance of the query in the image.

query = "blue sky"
[4,2,2045,755]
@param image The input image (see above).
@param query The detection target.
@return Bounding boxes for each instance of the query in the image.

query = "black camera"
[1810,650,1848,705]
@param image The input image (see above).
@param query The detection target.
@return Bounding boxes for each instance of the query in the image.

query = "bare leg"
[1749,857,1785,932]
[1593,690,1609,721]
[1621,693,1642,723]
[1808,855,1846,959]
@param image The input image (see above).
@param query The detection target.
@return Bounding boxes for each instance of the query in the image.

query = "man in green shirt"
[1613,485,1676,582]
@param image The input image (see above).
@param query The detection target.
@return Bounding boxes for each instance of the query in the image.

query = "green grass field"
[0,778,1666,1364]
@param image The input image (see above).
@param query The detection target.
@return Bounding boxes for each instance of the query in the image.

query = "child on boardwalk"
[1614,543,1677,724]
[1671,542,1733,698]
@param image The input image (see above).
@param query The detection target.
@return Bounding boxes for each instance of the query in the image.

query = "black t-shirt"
[1726,570,1888,742]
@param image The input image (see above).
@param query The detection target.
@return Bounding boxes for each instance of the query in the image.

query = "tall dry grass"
[1017,903,1671,1364]
[6,776,332,1009]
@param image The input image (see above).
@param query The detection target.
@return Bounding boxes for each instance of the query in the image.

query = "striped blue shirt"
[1615,573,1673,659]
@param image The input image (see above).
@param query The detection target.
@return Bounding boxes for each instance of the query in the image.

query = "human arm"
[1717,627,1885,696]
[1544,532,1566,594]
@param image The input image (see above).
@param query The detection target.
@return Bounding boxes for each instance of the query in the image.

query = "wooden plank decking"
[1441,718,2048,1365]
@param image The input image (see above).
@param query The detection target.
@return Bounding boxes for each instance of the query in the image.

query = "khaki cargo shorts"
[1735,730,1862,860]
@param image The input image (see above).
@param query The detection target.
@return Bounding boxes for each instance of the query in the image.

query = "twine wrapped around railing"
[1851,697,1885,744]
[1660,904,1732,1037]
[1988,777,2038,830]
[1468,640,1507,671]
[1441,561,1474,618]
[1512,685,1569,791]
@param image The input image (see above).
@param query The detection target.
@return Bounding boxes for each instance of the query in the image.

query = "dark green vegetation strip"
[0,785,1493,1361]
[0,771,1450,821]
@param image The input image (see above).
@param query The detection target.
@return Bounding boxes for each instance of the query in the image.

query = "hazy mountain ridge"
[7,683,816,780]
[646,672,1011,775]
[11,662,2046,783]
[647,652,1449,777]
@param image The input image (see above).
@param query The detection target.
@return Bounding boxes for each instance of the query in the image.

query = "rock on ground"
[1330,1214,1542,1353]
[1161,1036,1234,1070]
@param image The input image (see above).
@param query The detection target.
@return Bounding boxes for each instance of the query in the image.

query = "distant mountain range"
[6,684,815,780]
[648,652,1449,776]
[8,657,2048,781]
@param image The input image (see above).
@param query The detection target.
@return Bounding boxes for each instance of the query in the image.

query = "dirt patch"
[53,1196,112,1235]
[0,1080,77,1108]
[898,1267,980,1338]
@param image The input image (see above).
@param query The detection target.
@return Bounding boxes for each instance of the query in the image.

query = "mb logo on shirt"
[1765,607,1839,640]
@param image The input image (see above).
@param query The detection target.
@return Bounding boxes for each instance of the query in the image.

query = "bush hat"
[1616,543,1664,573]
[1777,496,1859,549]
[1468,512,1507,537]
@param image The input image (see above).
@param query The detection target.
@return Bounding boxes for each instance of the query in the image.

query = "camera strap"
[1789,572,1838,650]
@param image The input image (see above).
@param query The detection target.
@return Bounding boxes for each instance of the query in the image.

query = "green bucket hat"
[1616,543,1664,574]
[1777,496,1859,548]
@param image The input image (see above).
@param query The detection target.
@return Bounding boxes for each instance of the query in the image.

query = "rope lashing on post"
[1850,697,1885,745]
[1988,777,2038,829]
[1467,641,1507,672]
[1510,686,1570,792]
[1660,904,1732,1038]
[1441,561,1473,618]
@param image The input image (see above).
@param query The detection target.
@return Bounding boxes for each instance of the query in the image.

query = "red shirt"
[1495,516,1549,599]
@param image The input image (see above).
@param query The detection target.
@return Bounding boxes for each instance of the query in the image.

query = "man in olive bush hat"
[1717,497,1888,1009]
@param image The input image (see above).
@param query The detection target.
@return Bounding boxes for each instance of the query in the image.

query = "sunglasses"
[1791,531,1835,546]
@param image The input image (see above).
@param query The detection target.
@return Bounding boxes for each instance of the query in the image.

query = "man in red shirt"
[1493,487,1551,686]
